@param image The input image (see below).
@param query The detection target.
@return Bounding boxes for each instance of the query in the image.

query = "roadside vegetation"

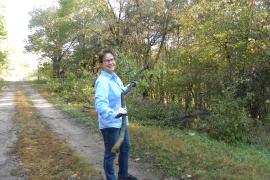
[0,7,8,80]
[25,0,270,145]
[0,80,5,89]
[31,81,270,179]
[24,0,270,179]
[15,87,103,180]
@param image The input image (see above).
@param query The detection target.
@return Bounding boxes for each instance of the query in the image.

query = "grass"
[30,81,270,179]
[15,87,103,180]
[130,125,270,179]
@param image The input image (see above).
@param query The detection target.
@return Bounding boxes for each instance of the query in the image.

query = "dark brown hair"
[98,48,114,63]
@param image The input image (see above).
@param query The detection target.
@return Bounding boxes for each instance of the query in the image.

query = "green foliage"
[128,98,170,126]
[26,0,270,146]
[265,113,270,123]
[0,14,7,75]
[113,52,137,83]
[61,73,93,103]
[0,16,6,38]
[47,78,62,92]
[37,63,53,81]
[46,72,94,104]
[244,66,270,119]
[0,51,7,67]
[208,94,252,143]
[127,96,185,129]
[26,0,270,114]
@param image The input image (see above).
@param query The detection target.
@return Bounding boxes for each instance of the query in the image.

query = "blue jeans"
[101,127,131,180]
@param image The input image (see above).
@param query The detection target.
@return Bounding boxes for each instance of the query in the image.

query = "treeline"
[26,0,270,143]
[0,1,7,77]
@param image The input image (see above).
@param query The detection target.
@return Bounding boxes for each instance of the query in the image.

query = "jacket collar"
[101,70,117,79]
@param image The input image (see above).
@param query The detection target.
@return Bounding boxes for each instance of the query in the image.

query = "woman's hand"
[115,108,127,118]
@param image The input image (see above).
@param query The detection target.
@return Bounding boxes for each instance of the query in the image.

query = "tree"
[26,5,77,78]
[26,0,270,121]
[0,2,7,75]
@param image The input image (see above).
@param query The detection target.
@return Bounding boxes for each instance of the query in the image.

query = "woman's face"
[101,53,116,74]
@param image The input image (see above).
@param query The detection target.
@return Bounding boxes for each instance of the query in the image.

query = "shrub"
[127,97,178,127]
[208,95,252,143]
[47,78,62,92]
[45,72,95,104]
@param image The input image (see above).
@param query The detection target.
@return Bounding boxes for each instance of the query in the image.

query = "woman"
[94,49,137,180]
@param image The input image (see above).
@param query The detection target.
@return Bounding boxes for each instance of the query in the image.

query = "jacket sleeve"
[94,79,115,121]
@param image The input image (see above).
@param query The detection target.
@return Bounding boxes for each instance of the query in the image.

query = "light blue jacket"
[94,70,128,129]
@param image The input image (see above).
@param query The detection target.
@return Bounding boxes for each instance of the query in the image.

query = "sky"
[3,0,58,80]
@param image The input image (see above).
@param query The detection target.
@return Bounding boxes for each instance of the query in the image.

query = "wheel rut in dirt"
[0,84,24,180]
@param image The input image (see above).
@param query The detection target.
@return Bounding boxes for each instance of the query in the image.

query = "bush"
[45,72,95,104]
[47,78,63,92]
[127,97,178,127]
[208,95,252,143]
[246,122,270,148]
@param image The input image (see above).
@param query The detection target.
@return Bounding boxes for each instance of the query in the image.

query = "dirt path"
[0,84,23,180]
[22,84,160,180]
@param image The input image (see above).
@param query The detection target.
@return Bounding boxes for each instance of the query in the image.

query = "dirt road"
[0,84,23,180]
[22,84,159,180]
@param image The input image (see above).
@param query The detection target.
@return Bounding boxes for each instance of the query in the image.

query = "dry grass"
[15,89,103,180]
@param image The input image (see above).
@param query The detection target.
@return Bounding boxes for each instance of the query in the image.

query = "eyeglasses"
[103,58,115,63]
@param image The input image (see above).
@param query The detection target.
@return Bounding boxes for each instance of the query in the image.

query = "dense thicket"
[26,0,270,143]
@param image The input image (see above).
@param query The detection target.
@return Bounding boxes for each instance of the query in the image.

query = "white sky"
[3,0,58,80]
